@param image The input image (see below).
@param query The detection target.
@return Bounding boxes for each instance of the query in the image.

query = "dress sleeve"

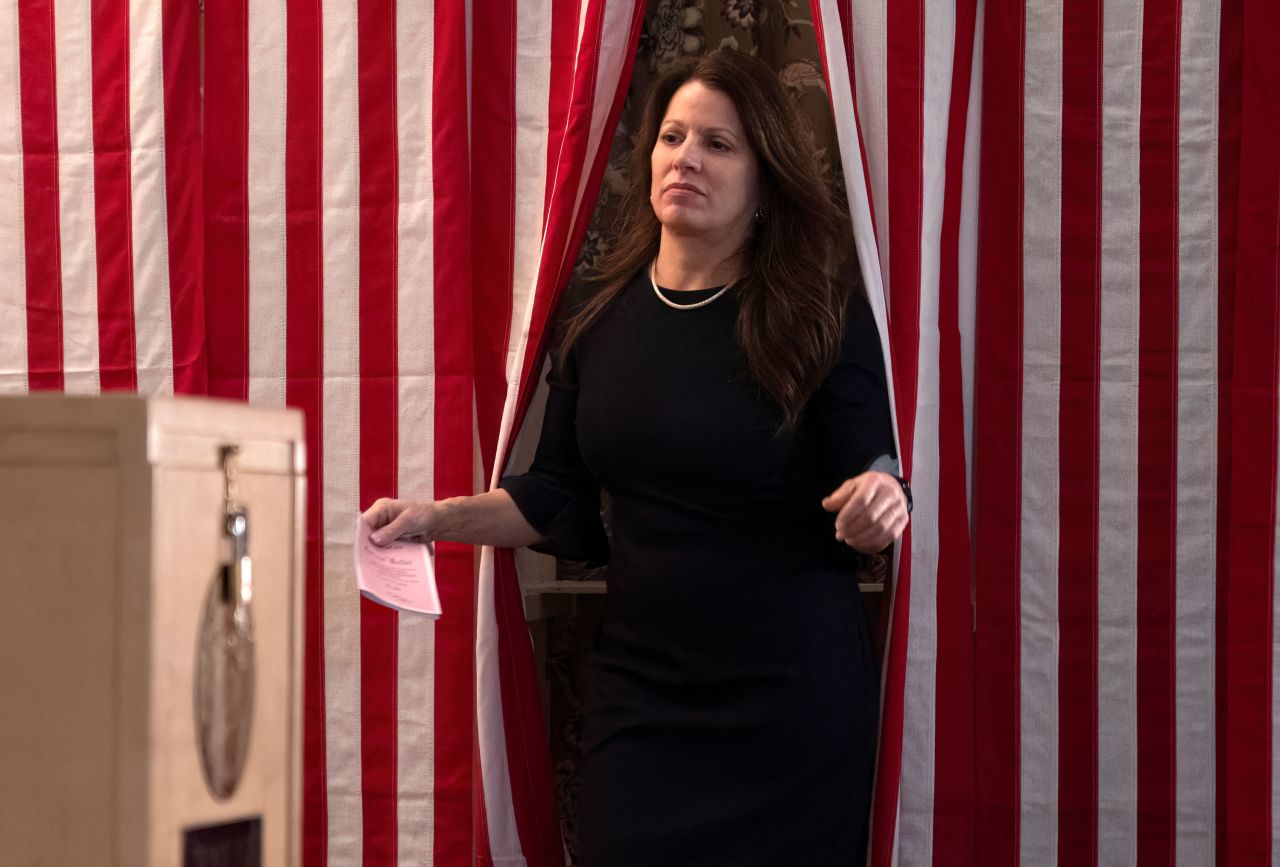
[810,294,898,492]
[496,351,611,565]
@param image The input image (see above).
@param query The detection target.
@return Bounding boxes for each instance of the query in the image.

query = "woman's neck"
[653,232,745,292]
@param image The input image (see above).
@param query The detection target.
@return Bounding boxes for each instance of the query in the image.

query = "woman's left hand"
[821,471,910,554]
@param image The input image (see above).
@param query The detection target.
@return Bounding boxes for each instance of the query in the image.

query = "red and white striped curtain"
[974,0,1280,864]
[7,0,1280,862]
[0,0,203,394]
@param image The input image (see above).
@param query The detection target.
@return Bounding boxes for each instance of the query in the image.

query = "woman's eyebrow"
[658,120,741,143]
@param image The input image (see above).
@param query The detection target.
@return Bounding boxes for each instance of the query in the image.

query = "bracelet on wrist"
[893,475,913,515]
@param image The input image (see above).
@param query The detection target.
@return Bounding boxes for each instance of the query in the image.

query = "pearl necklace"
[650,260,738,310]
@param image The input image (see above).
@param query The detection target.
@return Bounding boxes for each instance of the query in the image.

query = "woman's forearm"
[433,488,543,549]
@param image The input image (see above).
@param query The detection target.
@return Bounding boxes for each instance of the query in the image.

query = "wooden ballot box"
[0,395,305,866]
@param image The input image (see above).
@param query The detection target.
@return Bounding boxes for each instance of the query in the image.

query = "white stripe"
[246,0,287,407]
[1018,3,1063,862]
[0,0,27,393]
[1097,1,1144,862]
[958,0,983,510]
[844,0,890,304]
[892,800,902,865]
[53,0,100,394]
[507,0,552,395]
[396,0,436,860]
[128,0,174,396]
[894,1,954,862]
[1175,2,1219,862]
[322,0,364,857]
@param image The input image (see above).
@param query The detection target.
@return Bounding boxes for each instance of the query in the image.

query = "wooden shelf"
[523,580,607,595]
[524,579,883,595]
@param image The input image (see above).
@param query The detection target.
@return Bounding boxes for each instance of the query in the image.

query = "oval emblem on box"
[194,556,255,800]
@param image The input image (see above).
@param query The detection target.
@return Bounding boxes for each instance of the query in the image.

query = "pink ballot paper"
[354,516,442,617]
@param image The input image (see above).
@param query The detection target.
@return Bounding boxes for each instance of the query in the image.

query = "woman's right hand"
[363,498,438,548]
[360,489,541,551]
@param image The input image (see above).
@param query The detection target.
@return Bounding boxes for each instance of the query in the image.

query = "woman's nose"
[673,141,700,172]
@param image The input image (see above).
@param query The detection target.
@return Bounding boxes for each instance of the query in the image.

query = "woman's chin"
[658,216,713,238]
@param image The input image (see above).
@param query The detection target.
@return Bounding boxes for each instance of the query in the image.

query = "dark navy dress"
[499,269,894,865]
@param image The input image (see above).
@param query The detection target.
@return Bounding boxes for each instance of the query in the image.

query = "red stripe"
[931,0,977,862]
[90,0,136,392]
[491,4,645,862]
[356,0,400,861]
[1135,2,1181,860]
[430,1,475,863]
[868,2,925,863]
[1214,0,1243,861]
[201,0,249,400]
[282,0,326,860]
[883,0,922,459]
[470,0,517,482]
[543,0,578,228]
[161,0,205,394]
[18,0,63,392]
[511,0,645,430]
[1057,0,1103,862]
[973,0,1023,863]
[1222,0,1280,858]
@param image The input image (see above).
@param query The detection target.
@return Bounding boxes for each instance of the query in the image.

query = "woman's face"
[649,81,760,245]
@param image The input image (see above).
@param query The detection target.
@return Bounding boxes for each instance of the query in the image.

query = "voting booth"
[0,395,305,866]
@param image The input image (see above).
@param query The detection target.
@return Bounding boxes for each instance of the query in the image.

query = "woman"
[365,51,908,864]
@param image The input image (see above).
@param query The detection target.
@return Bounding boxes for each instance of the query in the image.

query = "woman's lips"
[664,182,705,196]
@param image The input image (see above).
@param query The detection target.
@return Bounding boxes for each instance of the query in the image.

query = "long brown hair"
[559,50,850,431]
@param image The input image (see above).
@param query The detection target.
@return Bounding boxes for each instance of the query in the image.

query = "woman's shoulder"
[563,267,647,316]
[548,268,649,381]
[839,290,883,354]
[816,288,888,392]
[570,268,649,335]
